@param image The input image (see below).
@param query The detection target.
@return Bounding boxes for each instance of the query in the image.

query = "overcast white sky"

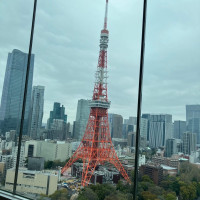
[0,0,200,124]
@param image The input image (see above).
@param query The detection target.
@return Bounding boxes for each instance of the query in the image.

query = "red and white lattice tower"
[62,0,131,186]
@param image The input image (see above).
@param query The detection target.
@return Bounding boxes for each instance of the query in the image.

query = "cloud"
[0,0,199,124]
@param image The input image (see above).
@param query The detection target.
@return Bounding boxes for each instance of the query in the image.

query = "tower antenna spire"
[104,0,109,30]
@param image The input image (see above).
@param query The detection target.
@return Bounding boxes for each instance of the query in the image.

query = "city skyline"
[0,1,200,198]
[0,0,200,123]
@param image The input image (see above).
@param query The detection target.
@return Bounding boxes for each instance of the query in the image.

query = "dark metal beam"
[133,0,147,199]
[13,0,37,194]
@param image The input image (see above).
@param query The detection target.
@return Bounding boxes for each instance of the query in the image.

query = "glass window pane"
[0,0,33,195]
[139,1,200,199]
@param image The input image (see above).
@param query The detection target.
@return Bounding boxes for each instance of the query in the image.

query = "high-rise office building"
[128,117,137,125]
[48,119,68,140]
[29,86,44,139]
[73,99,90,140]
[108,114,123,138]
[142,114,151,141]
[0,49,34,135]
[186,105,200,144]
[187,118,200,144]
[186,105,200,123]
[127,132,136,147]
[122,117,147,146]
[183,132,196,155]
[144,114,173,148]
[165,138,177,157]
[173,120,186,139]
[47,102,67,129]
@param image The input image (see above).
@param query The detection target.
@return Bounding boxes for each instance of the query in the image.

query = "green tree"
[151,148,157,156]
[180,163,200,183]
[77,188,98,200]
[36,194,49,200]
[44,160,54,169]
[49,189,68,200]
[116,181,131,193]
[141,191,157,200]
[196,182,200,197]
[165,192,176,200]
[142,175,153,183]
[139,181,153,191]
[180,184,197,200]
[148,185,164,197]
[105,191,128,200]
[89,184,114,200]
[131,170,135,182]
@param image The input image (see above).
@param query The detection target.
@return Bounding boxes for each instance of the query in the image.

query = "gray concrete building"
[183,132,197,155]
[28,157,44,171]
[186,105,200,144]
[73,99,90,140]
[108,114,123,138]
[173,120,186,139]
[47,102,67,130]
[29,86,45,139]
[165,138,178,157]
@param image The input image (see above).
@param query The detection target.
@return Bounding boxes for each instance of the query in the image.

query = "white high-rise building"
[12,145,25,168]
[128,117,148,147]
[1,155,13,171]
[29,86,45,139]
[147,114,173,148]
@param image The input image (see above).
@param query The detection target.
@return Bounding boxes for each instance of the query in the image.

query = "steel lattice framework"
[61,0,131,186]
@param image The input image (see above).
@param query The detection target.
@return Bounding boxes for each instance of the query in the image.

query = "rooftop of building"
[7,168,59,176]
[112,138,128,142]
[160,164,177,170]
[141,163,163,169]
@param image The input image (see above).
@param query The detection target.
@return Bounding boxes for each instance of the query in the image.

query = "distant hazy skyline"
[0,0,200,123]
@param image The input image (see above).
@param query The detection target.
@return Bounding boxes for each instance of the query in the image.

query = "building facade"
[187,118,200,144]
[144,114,173,148]
[183,132,196,155]
[123,117,147,145]
[139,164,163,185]
[0,49,34,135]
[48,119,69,140]
[165,138,177,157]
[47,102,67,130]
[12,145,25,168]
[5,168,58,195]
[73,99,90,140]
[29,86,45,139]
[108,114,123,138]
[25,140,72,162]
[173,120,186,139]
[186,105,200,144]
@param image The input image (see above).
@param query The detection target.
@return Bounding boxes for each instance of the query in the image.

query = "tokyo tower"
[61,0,131,186]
